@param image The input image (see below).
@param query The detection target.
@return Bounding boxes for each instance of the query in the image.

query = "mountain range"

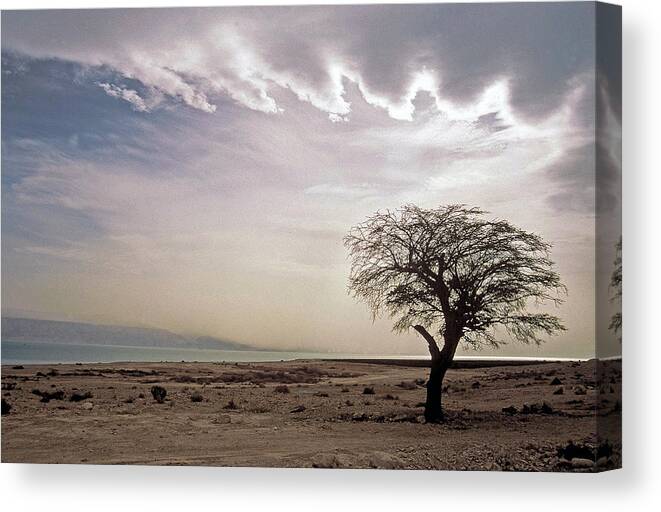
[1,317,262,351]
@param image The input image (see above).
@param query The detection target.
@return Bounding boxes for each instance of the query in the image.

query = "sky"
[1,3,621,358]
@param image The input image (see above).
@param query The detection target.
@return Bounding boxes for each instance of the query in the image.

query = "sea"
[0,339,584,365]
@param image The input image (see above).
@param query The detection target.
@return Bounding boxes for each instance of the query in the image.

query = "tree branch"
[413,325,442,361]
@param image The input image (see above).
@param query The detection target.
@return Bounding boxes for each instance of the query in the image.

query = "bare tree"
[344,204,567,422]
[609,237,622,337]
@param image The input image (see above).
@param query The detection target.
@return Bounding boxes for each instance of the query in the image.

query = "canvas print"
[1,2,621,471]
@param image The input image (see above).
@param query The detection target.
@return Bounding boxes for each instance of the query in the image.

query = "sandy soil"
[1,359,621,471]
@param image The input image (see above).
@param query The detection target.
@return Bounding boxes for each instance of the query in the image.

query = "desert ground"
[1,359,621,471]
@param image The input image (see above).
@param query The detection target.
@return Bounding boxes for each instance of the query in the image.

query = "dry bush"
[150,386,167,403]
[396,381,417,390]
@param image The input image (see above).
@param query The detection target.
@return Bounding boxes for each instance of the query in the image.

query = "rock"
[1,399,11,415]
[550,377,562,385]
[574,386,587,395]
[11,365,24,370]
[540,402,554,414]
[597,442,614,459]
[312,454,343,469]
[150,385,167,403]
[553,387,564,395]
[351,412,368,422]
[31,389,65,403]
[502,406,518,415]
[290,405,306,413]
[213,414,231,424]
[596,456,610,468]
[392,414,418,423]
[571,458,595,469]
[521,403,538,414]
[367,452,403,470]
[70,391,93,402]
[81,401,94,410]
[362,386,375,395]
[557,441,594,461]
[471,381,481,389]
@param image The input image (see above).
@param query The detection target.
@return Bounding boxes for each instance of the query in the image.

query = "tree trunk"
[413,325,460,423]
[425,357,448,423]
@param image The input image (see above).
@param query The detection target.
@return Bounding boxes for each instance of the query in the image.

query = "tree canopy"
[344,204,567,350]
[609,237,622,336]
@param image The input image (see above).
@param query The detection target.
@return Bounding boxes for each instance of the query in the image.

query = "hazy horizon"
[1,3,621,359]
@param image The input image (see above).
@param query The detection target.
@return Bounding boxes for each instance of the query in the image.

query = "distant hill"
[1,317,261,351]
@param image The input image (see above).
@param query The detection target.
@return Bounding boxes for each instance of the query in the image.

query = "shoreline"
[2,355,620,370]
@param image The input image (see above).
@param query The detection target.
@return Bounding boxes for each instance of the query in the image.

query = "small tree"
[344,204,566,422]
[609,237,622,337]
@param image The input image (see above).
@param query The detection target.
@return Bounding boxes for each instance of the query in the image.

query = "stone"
[596,457,610,468]
[557,441,594,461]
[571,458,595,469]
[540,402,554,414]
[574,386,587,395]
[553,387,564,395]
[351,412,368,421]
[550,377,562,385]
[70,391,93,402]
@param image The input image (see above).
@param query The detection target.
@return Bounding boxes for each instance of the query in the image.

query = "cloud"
[1,4,616,357]
[97,82,151,112]
[304,183,380,199]
[1,4,598,122]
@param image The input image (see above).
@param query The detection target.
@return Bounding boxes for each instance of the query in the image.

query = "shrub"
[274,385,290,394]
[31,389,65,403]
[224,399,238,410]
[362,386,375,395]
[150,385,167,403]
[190,392,204,402]
[70,391,93,402]
[397,381,417,390]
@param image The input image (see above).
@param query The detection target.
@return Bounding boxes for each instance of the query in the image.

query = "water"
[1,339,585,365]
[0,340,358,365]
